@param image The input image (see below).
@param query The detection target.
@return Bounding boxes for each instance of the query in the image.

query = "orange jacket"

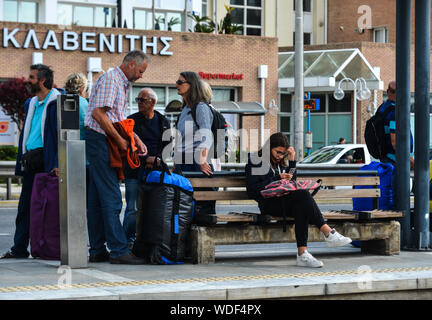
[107,119,140,180]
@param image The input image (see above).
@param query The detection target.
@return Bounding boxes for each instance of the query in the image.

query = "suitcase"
[29,172,60,260]
[132,162,194,264]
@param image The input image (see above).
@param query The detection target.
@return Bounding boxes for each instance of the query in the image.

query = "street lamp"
[333,77,371,144]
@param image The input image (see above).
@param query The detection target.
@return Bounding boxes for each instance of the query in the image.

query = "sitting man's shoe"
[325,229,352,248]
[89,251,110,263]
[0,251,28,259]
[109,253,145,265]
[296,250,323,268]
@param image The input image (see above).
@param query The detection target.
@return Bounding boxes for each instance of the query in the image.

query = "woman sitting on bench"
[245,132,352,268]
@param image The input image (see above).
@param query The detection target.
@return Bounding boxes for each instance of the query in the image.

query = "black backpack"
[364,104,395,159]
[178,103,228,158]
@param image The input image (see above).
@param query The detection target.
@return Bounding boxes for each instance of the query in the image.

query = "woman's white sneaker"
[325,229,352,247]
[296,250,323,268]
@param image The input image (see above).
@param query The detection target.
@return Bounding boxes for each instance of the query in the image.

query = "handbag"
[21,148,44,173]
[260,179,322,232]
[260,179,322,198]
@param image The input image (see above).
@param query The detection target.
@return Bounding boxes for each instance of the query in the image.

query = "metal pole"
[396,0,412,248]
[414,0,430,249]
[353,86,357,144]
[294,0,304,161]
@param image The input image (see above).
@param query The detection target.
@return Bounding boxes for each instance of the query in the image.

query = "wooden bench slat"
[302,176,379,186]
[195,209,404,225]
[189,176,380,188]
[189,178,245,188]
[194,191,249,201]
[194,188,380,201]
[314,189,380,199]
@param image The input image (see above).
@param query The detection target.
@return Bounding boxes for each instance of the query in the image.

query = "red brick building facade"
[0,21,279,148]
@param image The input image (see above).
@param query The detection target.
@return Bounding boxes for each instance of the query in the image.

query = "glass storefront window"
[133,9,147,29]
[247,9,261,25]
[21,1,37,23]
[57,4,115,27]
[4,0,38,23]
[230,0,262,36]
[95,7,115,28]
[280,94,292,113]
[248,0,261,6]
[74,6,94,27]
[58,4,72,25]
[3,0,18,21]
[166,12,183,31]
[156,0,185,10]
[280,116,290,133]
[328,93,351,113]
[309,94,326,113]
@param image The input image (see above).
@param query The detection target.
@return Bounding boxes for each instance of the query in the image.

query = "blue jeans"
[11,171,36,257]
[85,128,129,258]
[123,178,139,245]
[381,156,397,210]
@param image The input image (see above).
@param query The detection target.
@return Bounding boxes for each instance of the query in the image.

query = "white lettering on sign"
[1,28,174,56]
[99,33,115,53]
[63,31,79,51]
[42,30,60,50]
[3,28,20,48]
[23,29,40,49]
[82,32,97,52]
[160,37,173,56]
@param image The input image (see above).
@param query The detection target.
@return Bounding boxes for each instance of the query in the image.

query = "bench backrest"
[189,176,380,201]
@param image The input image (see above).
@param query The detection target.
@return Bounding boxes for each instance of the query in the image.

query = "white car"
[298,144,374,168]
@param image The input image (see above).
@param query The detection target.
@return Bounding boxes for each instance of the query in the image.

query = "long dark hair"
[180,71,206,107]
[259,132,290,166]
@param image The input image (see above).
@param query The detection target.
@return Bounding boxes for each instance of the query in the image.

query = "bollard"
[57,94,88,268]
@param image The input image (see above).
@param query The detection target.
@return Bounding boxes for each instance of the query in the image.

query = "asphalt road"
[0,203,355,257]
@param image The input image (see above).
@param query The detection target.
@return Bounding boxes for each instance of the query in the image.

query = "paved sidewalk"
[0,244,431,300]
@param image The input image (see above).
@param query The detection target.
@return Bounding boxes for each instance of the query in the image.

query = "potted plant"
[154,15,164,30]
[166,17,181,31]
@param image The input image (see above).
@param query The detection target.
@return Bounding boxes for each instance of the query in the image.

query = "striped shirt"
[84,66,130,135]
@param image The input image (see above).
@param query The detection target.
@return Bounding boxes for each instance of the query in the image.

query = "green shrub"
[0,146,18,161]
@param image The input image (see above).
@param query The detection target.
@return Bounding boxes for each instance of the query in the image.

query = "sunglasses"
[135,97,150,103]
[274,150,288,157]
[176,80,189,85]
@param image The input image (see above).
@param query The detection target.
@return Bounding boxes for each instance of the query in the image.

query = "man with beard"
[1,64,63,259]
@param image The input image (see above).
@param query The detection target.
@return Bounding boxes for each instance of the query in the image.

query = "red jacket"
[107,119,140,180]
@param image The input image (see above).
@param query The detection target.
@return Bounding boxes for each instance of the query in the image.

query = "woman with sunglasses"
[245,132,352,268]
[173,71,216,214]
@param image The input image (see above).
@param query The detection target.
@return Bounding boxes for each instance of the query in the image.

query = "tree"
[188,14,216,33]
[218,5,243,35]
[0,77,32,130]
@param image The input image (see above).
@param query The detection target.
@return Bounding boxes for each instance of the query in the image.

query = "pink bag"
[261,179,321,198]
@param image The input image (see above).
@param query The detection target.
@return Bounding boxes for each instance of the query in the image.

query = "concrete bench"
[187,171,403,264]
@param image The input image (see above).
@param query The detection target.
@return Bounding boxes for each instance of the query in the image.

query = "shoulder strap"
[382,103,395,118]
[190,102,214,129]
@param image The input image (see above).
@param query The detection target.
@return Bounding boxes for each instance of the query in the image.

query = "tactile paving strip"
[0,266,431,293]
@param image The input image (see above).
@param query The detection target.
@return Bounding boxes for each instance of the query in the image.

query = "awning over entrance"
[165,100,266,115]
[211,101,265,115]
[278,48,384,92]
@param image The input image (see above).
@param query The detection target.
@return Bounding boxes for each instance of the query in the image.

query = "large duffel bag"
[132,162,194,264]
[353,161,394,211]
[30,172,60,260]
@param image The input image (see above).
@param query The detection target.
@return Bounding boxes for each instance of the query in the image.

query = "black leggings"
[262,190,326,247]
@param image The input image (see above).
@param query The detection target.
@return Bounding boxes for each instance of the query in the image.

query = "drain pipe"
[258,65,268,147]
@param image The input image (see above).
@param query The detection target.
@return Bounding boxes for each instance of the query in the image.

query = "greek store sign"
[2,28,173,55]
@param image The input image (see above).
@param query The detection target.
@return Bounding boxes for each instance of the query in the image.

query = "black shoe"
[0,251,28,259]
[109,253,145,265]
[89,251,110,263]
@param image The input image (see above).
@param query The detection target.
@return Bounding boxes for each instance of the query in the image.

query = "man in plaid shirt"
[85,50,149,264]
